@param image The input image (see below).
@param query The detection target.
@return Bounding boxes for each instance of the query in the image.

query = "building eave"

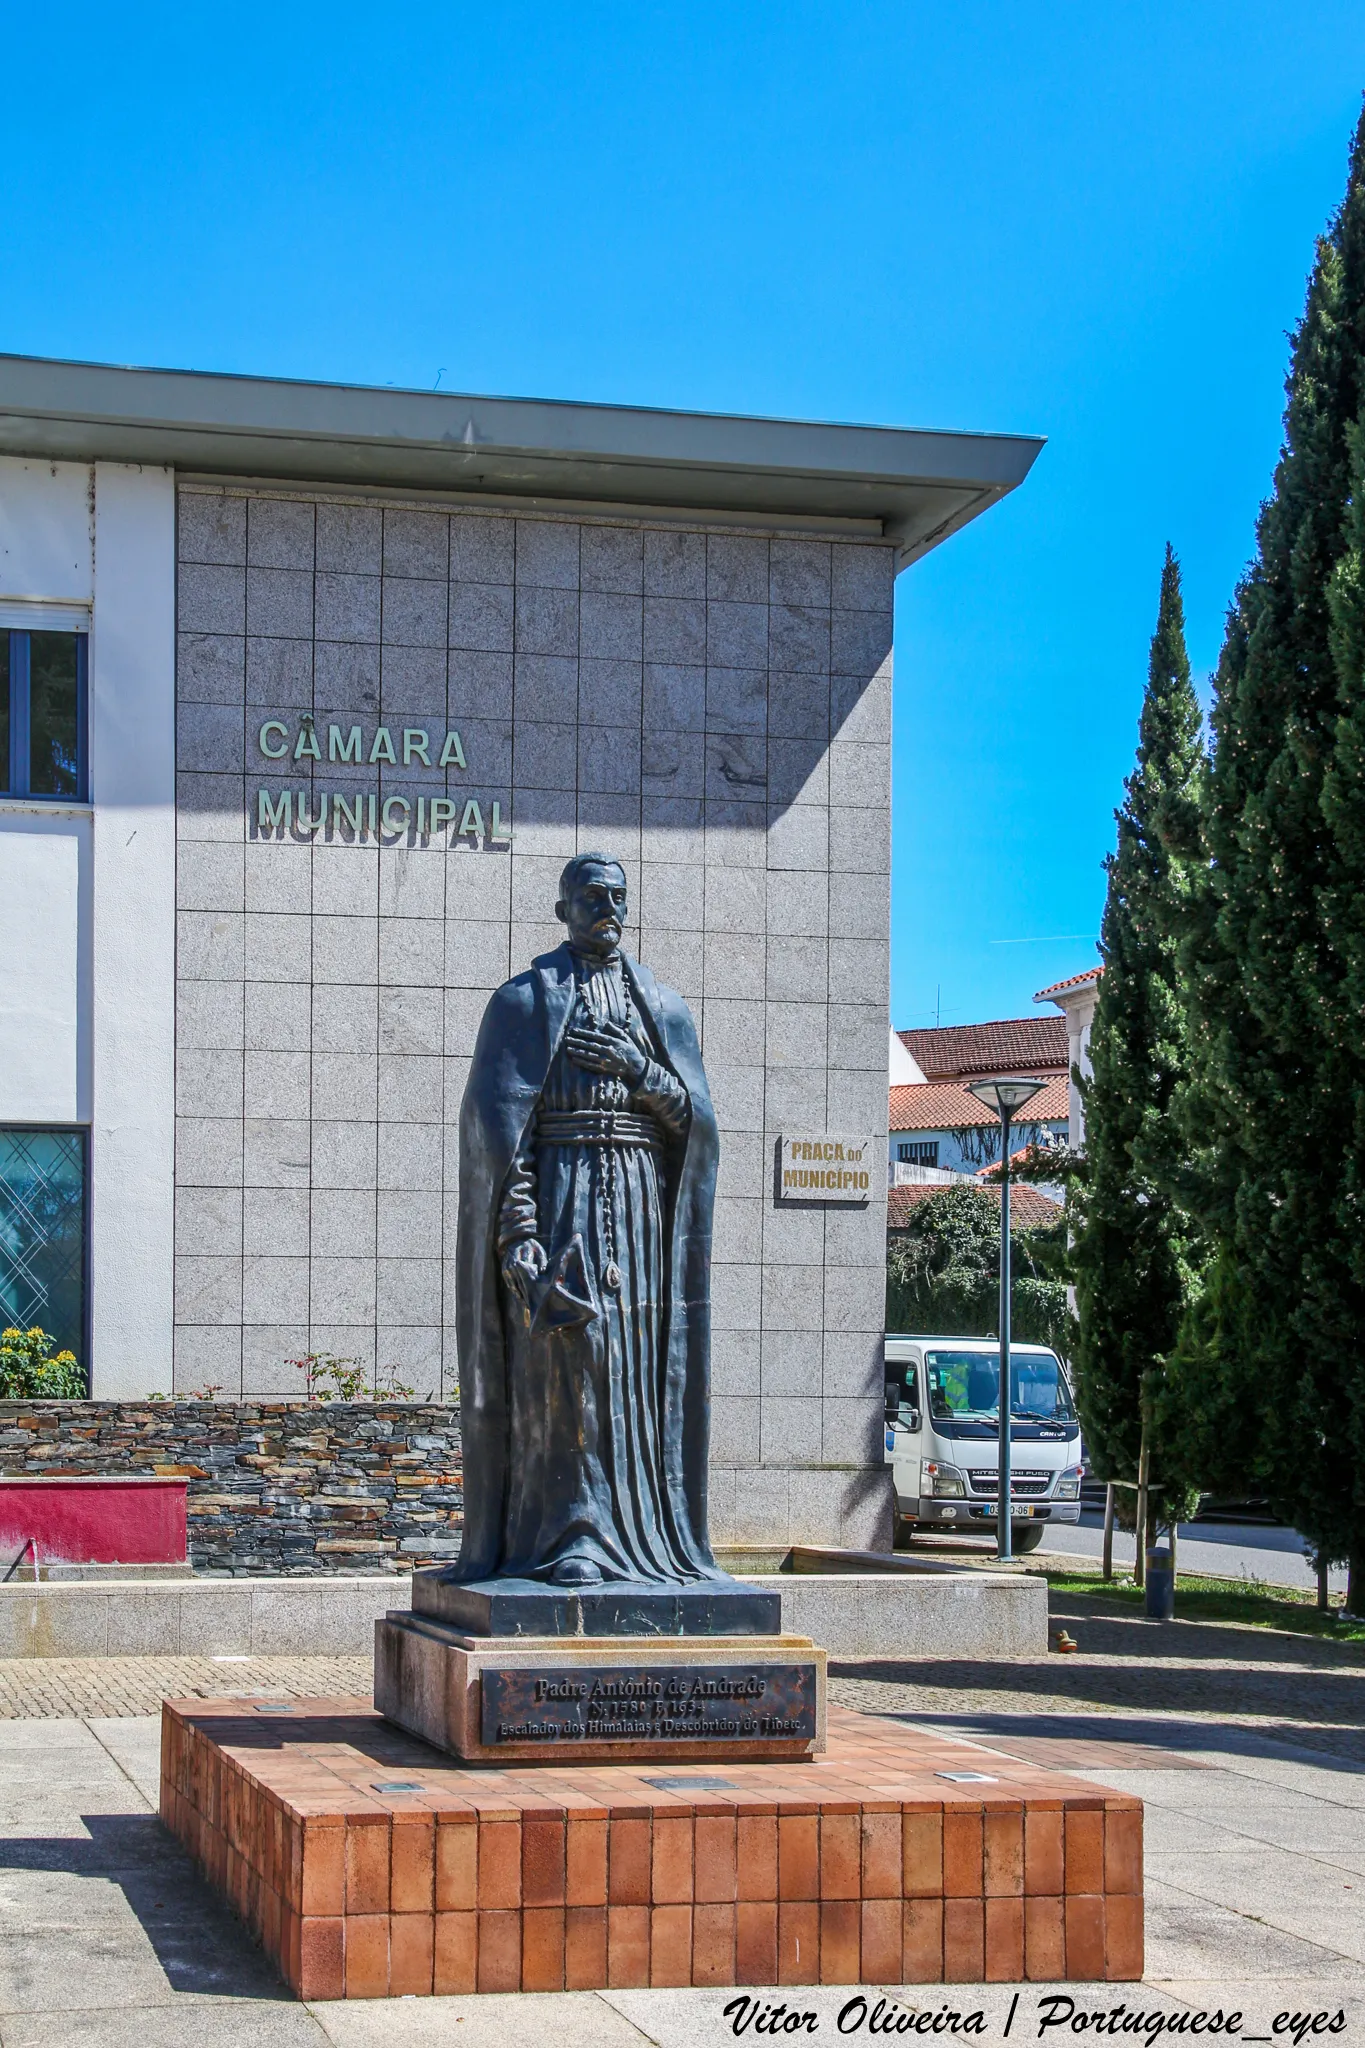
[0,353,1044,566]
[1034,968,1102,1007]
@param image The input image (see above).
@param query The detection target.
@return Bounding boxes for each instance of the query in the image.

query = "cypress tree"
[1175,107,1365,1602]
[1070,548,1204,1502]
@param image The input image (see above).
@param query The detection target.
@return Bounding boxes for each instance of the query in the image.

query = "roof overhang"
[1034,969,1102,1011]
[0,353,1043,569]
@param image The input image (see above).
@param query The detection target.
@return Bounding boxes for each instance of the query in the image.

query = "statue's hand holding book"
[500,1237,547,1309]
[503,1233,599,1336]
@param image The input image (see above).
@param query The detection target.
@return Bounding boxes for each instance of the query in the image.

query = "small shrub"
[0,1327,85,1398]
[286,1352,416,1402]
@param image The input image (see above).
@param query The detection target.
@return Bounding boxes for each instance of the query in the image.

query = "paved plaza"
[0,1591,1362,2042]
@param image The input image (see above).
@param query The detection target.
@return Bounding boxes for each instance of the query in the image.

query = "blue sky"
[6,3,1364,1028]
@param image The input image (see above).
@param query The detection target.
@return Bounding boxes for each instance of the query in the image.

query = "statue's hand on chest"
[564,1015,649,1089]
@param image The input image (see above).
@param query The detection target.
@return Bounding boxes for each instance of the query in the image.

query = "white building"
[0,352,1038,1551]
[1034,968,1102,1150]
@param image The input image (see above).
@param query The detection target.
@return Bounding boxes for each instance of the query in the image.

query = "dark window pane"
[29,632,80,797]
[0,1128,86,1370]
[0,635,9,794]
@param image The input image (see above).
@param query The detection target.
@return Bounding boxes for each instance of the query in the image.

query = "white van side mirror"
[885,1379,921,1432]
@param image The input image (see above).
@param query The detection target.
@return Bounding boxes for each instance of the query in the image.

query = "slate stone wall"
[173,482,895,1550]
[0,1401,462,1575]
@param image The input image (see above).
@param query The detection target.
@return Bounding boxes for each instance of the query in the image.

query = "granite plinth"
[375,1613,826,1763]
[411,1569,781,1639]
[159,1694,1144,1998]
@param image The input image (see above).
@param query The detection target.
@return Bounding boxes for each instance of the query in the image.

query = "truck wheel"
[1012,1524,1045,1554]
[893,1514,918,1551]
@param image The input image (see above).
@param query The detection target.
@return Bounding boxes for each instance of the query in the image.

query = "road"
[1039,1507,1348,1593]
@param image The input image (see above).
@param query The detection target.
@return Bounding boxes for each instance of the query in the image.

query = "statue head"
[556,852,628,957]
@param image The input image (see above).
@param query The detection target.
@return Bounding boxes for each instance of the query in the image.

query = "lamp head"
[965,1075,1048,1119]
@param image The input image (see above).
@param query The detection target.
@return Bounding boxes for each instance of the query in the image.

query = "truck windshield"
[924,1349,1076,1425]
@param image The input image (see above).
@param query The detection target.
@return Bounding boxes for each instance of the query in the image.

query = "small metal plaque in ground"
[480,1663,818,1747]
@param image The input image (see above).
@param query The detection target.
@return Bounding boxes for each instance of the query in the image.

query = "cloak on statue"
[453,941,725,1586]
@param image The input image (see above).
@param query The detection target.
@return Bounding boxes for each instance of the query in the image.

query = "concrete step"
[0,1566,1047,1662]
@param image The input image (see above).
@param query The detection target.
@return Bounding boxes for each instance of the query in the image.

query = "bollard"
[1144,1545,1175,1620]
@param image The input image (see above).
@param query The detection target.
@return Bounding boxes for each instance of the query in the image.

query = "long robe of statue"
[454,853,727,1591]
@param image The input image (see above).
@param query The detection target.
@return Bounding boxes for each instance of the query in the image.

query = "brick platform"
[160,1696,1143,1997]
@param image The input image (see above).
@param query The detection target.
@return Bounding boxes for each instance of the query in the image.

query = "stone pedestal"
[159,1694,1144,1998]
[410,1567,782,1640]
[375,1611,826,1764]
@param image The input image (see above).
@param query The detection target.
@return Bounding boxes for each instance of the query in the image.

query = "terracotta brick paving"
[160,1694,1143,1997]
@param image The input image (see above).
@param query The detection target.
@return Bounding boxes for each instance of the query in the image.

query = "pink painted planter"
[0,1478,188,1566]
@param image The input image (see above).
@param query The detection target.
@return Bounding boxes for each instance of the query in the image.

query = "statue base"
[410,1566,782,1640]
[375,1611,826,1764]
[162,1693,1143,1995]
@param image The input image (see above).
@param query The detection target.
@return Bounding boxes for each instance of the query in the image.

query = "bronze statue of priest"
[454,852,732,1597]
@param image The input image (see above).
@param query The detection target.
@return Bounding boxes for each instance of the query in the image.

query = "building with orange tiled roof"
[890,1075,1069,1131]
[886,1071,1069,1181]
[1034,968,1102,1001]
[886,1180,1063,1233]
[896,1015,1067,1083]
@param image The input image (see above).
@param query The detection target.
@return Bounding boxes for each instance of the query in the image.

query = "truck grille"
[966,1469,1051,1498]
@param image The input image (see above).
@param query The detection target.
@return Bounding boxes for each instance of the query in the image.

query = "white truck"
[883,1334,1084,1553]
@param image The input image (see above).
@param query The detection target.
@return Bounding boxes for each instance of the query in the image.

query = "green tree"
[1173,106,1365,1604]
[886,1185,1071,1359]
[1070,548,1204,1504]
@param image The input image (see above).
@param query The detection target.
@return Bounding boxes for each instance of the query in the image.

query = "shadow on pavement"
[829,1588,1365,1769]
[1041,1591,1365,1666]
[888,1709,1365,1774]
[0,1814,290,2000]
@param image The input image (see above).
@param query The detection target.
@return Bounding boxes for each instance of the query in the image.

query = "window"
[897,1140,939,1168]
[1,630,87,800]
[891,1360,921,1427]
[924,1348,1076,1425]
[0,1129,88,1375]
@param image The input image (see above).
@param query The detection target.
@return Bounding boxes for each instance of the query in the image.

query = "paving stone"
[1,2007,329,2044]
[828,1587,1365,1765]
[0,1655,371,1720]
[5,1589,1365,2028]
[310,1991,644,2043]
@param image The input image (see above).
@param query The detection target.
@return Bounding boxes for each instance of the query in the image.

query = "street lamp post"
[966,1076,1048,1563]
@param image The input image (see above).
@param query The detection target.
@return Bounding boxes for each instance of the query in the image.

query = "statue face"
[556,860,628,954]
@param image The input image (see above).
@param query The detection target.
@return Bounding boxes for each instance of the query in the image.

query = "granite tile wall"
[174,485,894,1548]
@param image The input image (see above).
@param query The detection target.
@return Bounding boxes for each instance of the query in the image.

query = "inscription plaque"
[777,1133,874,1204]
[480,1662,819,1747]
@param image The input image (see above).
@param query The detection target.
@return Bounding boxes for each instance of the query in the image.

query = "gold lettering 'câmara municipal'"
[252,714,509,844]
